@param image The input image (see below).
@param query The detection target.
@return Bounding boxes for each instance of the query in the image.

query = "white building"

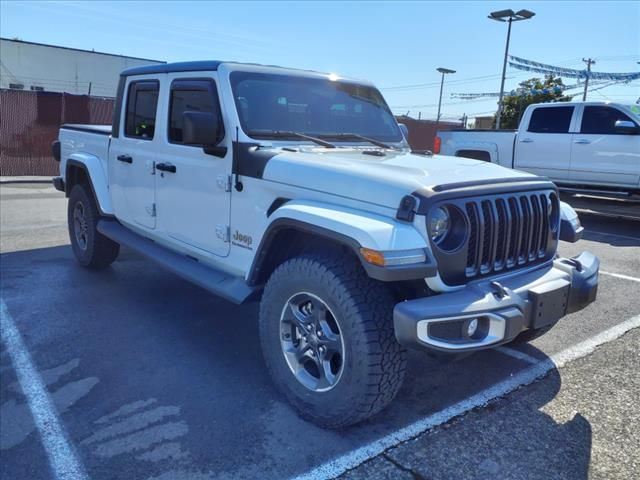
[0,38,164,97]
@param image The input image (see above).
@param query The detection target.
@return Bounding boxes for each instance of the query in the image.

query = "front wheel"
[259,252,407,428]
[68,183,119,269]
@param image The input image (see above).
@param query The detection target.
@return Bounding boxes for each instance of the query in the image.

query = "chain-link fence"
[1,89,464,177]
[0,89,114,176]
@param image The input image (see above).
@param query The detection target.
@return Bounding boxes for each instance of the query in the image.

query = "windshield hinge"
[217,174,232,192]
[216,225,230,242]
[146,203,156,217]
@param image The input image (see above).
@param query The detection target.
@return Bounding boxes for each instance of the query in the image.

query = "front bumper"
[52,176,65,192]
[394,251,599,353]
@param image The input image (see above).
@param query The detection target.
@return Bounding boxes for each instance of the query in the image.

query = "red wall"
[395,116,461,151]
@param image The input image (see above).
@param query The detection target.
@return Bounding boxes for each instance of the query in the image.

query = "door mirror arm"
[614,120,640,135]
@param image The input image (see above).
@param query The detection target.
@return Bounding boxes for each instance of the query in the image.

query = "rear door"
[154,73,232,257]
[109,76,163,230]
[513,105,575,182]
[570,105,640,187]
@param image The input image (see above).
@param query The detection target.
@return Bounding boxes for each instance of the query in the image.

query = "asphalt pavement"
[1,183,639,480]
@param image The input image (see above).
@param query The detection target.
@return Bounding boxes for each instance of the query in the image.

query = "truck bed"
[61,124,112,135]
[59,125,111,183]
[437,129,518,168]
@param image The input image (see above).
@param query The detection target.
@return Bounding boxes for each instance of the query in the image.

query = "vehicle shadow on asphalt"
[0,244,593,480]
[370,367,592,480]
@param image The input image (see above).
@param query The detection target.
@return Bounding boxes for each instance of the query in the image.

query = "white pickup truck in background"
[436,102,640,198]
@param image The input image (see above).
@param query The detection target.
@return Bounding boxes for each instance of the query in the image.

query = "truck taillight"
[433,136,441,154]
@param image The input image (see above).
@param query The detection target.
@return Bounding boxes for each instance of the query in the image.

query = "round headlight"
[429,207,450,243]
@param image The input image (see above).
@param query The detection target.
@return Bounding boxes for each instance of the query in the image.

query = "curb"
[0,178,54,185]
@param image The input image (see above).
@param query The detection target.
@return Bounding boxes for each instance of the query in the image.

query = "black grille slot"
[507,197,521,267]
[495,198,508,270]
[465,203,479,275]
[480,201,493,272]
[519,196,531,262]
[530,194,541,259]
[463,190,556,279]
[539,194,549,254]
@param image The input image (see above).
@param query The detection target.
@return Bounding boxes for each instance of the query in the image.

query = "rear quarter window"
[527,106,574,134]
[125,80,160,139]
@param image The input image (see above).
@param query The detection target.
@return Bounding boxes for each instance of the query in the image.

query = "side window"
[168,79,223,144]
[527,106,574,134]
[125,80,159,139]
[581,106,636,134]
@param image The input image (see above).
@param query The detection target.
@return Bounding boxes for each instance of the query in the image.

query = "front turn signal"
[360,248,386,267]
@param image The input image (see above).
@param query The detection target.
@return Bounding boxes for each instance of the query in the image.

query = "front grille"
[464,191,557,278]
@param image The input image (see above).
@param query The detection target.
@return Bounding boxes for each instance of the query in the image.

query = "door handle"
[156,162,176,173]
[520,138,534,143]
[573,139,591,144]
[117,154,133,163]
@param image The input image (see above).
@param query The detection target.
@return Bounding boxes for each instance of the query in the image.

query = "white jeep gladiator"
[53,61,599,428]
[436,101,640,199]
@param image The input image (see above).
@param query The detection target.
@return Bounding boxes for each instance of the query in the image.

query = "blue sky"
[1,0,638,121]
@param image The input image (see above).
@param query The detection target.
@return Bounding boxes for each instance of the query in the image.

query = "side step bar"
[97,219,258,304]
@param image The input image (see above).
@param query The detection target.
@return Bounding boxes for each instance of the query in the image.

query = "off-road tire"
[259,252,407,428]
[511,325,554,344]
[68,183,119,269]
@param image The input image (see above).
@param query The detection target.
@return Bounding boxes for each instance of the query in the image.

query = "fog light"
[466,318,479,337]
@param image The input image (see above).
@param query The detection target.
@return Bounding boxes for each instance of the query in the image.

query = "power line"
[382,73,505,91]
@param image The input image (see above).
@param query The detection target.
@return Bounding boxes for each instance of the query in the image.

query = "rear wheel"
[68,183,119,269]
[259,252,407,428]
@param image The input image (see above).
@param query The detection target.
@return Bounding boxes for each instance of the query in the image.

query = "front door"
[570,105,640,187]
[109,77,162,230]
[155,73,232,257]
[514,105,575,182]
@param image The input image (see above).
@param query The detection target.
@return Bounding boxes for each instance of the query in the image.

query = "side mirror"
[614,120,639,134]
[183,111,221,146]
[398,123,410,141]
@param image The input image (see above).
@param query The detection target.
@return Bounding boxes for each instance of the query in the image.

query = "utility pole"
[582,58,595,101]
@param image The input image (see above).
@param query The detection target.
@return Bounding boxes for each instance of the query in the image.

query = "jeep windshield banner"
[230,71,403,143]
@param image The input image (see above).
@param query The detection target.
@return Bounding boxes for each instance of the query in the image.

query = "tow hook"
[490,281,509,299]
[562,257,583,272]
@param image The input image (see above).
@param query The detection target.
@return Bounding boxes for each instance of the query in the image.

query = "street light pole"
[488,9,535,129]
[496,17,513,130]
[435,67,455,130]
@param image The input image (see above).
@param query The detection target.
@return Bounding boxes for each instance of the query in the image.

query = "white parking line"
[0,299,88,480]
[291,314,640,480]
[496,346,539,364]
[600,271,640,283]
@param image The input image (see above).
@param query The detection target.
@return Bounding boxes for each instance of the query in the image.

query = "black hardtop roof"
[119,60,350,80]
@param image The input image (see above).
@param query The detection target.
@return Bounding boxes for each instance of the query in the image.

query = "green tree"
[493,75,572,129]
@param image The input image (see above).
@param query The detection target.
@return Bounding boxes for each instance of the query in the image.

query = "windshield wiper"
[318,133,397,150]
[247,130,335,148]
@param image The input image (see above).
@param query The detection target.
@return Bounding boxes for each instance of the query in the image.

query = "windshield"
[628,104,640,122]
[230,71,403,143]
